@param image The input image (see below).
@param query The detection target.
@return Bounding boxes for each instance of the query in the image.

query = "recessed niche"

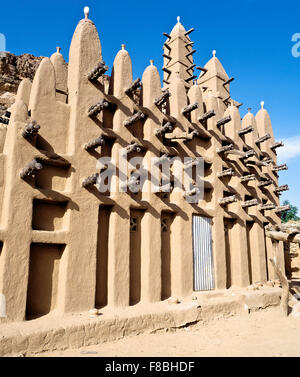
[35,165,69,191]
[26,243,65,319]
[32,199,68,231]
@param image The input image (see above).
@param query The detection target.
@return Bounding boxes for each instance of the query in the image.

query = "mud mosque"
[0,8,289,323]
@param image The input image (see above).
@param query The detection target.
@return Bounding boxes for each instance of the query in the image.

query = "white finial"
[261,101,265,109]
[177,16,181,23]
[212,50,216,58]
[248,107,252,113]
[84,6,89,19]
[121,44,125,50]
[56,46,61,54]
[150,59,154,66]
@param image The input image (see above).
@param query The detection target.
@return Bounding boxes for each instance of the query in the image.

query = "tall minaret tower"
[162,17,196,88]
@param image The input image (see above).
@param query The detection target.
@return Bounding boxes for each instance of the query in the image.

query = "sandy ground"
[32,307,300,357]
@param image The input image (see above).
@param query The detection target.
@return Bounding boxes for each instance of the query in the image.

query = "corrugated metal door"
[192,216,215,291]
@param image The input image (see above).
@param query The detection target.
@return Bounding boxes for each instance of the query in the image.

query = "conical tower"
[162,17,196,88]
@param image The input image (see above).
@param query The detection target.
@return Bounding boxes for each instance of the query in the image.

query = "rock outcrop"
[0,52,43,114]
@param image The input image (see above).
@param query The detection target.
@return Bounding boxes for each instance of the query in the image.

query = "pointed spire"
[163,18,196,88]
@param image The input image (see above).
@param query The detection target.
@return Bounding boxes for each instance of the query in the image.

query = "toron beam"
[217,168,235,178]
[260,203,276,211]
[246,160,268,167]
[87,99,111,117]
[219,195,237,205]
[20,159,43,179]
[186,42,194,47]
[196,66,208,74]
[154,90,171,106]
[82,174,99,188]
[22,121,40,138]
[84,136,105,151]
[162,67,172,75]
[154,183,173,193]
[162,53,172,60]
[126,142,142,154]
[185,50,196,58]
[186,64,196,72]
[182,102,199,115]
[163,42,171,51]
[274,185,289,193]
[198,110,216,123]
[258,179,273,187]
[272,164,288,172]
[242,199,259,208]
[155,122,174,136]
[275,205,291,213]
[185,187,201,197]
[163,32,171,39]
[255,133,271,144]
[271,141,284,150]
[88,60,108,81]
[125,78,142,95]
[124,111,147,126]
[185,28,195,36]
[217,144,234,154]
[223,77,234,86]
[216,115,232,127]
[185,75,197,83]
[240,174,256,182]
[238,126,254,136]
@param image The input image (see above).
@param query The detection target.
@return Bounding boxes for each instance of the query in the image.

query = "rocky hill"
[0,52,43,115]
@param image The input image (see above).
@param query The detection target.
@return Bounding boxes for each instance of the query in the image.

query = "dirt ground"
[32,307,300,357]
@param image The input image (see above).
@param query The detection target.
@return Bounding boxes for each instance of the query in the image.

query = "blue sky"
[1,0,300,211]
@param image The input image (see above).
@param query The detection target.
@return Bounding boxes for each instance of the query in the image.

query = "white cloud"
[277,135,300,163]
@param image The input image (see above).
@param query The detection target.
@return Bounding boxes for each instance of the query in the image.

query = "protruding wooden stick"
[163,32,171,40]
[186,49,196,58]
[125,78,142,95]
[246,160,268,167]
[219,195,237,205]
[216,115,232,127]
[87,99,110,117]
[217,168,235,178]
[217,144,234,154]
[274,185,289,194]
[22,121,40,138]
[255,133,271,144]
[82,174,99,188]
[240,174,256,182]
[182,102,199,115]
[162,53,172,60]
[198,110,216,123]
[155,122,173,136]
[271,141,284,150]
[20,159,43,179]
[185,28,194,36]
[275,205,291,213]
[223,77,234,86]
[84,136,105,151]
[258,179,273,187]
[126,142,142,154]
[185,75,197,83]
[238,126,254,136]
[272,164,288,172]
[88,61,108,81]
[154,90,171,107]
[260,203,276,211]
[124,111,147,126]
[242,199,259,208]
